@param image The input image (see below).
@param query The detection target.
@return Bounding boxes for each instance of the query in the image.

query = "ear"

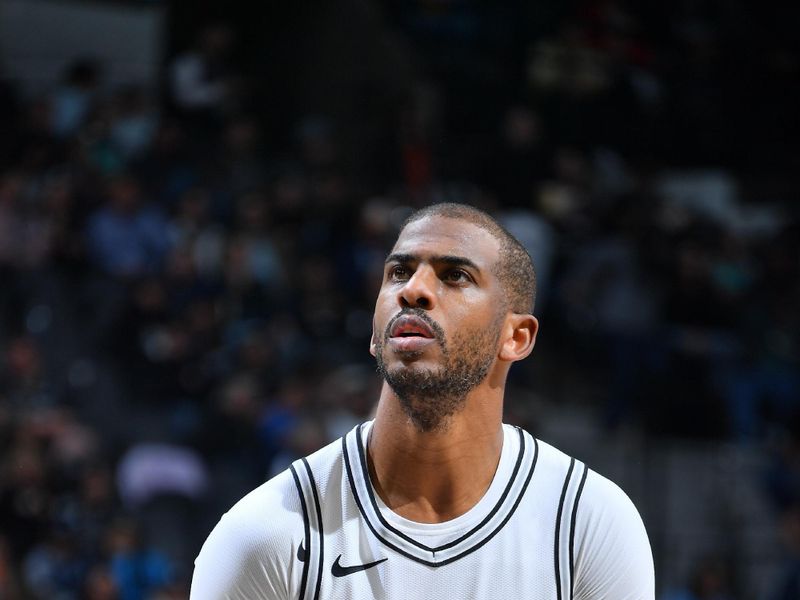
[369,330,377,357]
[498,314,538,362]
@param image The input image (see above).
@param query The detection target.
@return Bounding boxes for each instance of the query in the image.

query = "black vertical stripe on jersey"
[342,425,540,567]
[568,464,588,599]
[554,457,576,600]
[289,464,311,600]
[302,458,324,600]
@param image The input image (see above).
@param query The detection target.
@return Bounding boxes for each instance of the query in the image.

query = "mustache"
[384,308,445,344]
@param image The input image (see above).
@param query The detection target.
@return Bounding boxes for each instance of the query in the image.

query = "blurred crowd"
[0,1,799,598]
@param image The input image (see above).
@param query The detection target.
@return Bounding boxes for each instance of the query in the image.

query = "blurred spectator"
[222,191,285,320]
[230,191,284,289]
[116,443,209,575]
[86,174,171,278]
[168,22,240,141]
[0,335,57,409]
[131,121,199,207]
[116,443,208,511]
[716,225,800,442]
[168,186,227,280]
[108,86,160,162]
[50,58,102,139]
[214,114,267,200]
[654,226,740,438]
[556,202,663,430]
[52,462,118,559]
[104,518,173,600]
[0,170,62,273]
[23,530,89,599]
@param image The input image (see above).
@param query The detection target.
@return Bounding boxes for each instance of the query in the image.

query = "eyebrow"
[384,252,482,274]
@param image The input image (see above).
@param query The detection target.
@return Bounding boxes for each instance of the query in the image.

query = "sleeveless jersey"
[191,422,654,599]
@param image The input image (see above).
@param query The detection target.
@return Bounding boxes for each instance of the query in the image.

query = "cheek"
[372,294,394,338]
[372,290,400,324]
[453,304,503,340]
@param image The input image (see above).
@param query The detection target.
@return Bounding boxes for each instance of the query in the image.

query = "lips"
[389,315,435,339]
[385,313,439,354]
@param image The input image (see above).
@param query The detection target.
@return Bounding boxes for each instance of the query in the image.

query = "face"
[371,216,507,431]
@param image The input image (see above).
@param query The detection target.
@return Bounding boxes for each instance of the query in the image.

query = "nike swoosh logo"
[331,554,387,577]
[297,541,307,563]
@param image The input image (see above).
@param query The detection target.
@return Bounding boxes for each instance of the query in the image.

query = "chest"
[289,498,571,600]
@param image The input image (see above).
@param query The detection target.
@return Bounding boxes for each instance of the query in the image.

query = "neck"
[367,382,505,523]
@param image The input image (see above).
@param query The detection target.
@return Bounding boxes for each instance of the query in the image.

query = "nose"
[398,266,437,310]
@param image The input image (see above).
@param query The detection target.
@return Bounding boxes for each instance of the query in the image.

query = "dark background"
[1,0,799,598]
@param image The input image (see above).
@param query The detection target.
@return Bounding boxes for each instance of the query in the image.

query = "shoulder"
[528,435,577,475]
[523,433,585,496]
[190,435,346,600]
[577,468,645,529]
[519,432,646,534]
[206,433,344,542]
[573,466,654,598]
[199,432,346,551]
[516,430,654,599]
[190,469,299,599]
[573,469,654,599]
[212,467,301,547]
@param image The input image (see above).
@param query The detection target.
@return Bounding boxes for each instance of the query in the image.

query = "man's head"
[400,203,536,313]
[370,203,538,432]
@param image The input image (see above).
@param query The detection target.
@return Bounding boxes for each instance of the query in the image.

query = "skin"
[368,215,538,523]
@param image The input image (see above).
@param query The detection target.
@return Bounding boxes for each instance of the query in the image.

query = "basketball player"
[190,203,655,599]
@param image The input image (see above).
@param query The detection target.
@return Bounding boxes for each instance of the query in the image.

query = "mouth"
[385,313,439,354]
[389,315,435,339]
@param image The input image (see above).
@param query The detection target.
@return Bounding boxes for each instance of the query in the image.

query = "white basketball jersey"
[191,422,654,599]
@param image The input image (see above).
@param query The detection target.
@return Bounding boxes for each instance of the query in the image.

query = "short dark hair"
[400,203,536,313]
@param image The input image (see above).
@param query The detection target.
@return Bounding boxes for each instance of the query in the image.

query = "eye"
[443,269,471,284]
[388,265,410,281]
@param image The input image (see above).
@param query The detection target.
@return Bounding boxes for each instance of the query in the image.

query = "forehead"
[391,216,501,264]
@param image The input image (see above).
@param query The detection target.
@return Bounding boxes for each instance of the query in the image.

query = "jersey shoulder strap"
[290,457,325,600]
[553,455,589,600]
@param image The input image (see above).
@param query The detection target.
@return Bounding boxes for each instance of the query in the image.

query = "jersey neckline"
[341,420,539,567]
[362,421,518,539]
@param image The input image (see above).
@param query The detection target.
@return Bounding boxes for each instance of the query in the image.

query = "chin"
[389,354,441,373]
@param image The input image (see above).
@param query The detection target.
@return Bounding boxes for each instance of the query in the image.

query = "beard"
[374,308,502,433]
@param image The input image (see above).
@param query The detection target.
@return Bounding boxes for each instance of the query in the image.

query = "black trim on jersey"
[302,458,324,600]
[568,464,588,599]
[342,432,411,562]
[289,464,311,600]
[342,424,539,567]
[467,435,537,561]
[355,424,528,552]
[554,457,576,600]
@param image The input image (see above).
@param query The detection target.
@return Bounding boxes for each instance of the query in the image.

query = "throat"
[374,479,488,524]
[365,419,504,524]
